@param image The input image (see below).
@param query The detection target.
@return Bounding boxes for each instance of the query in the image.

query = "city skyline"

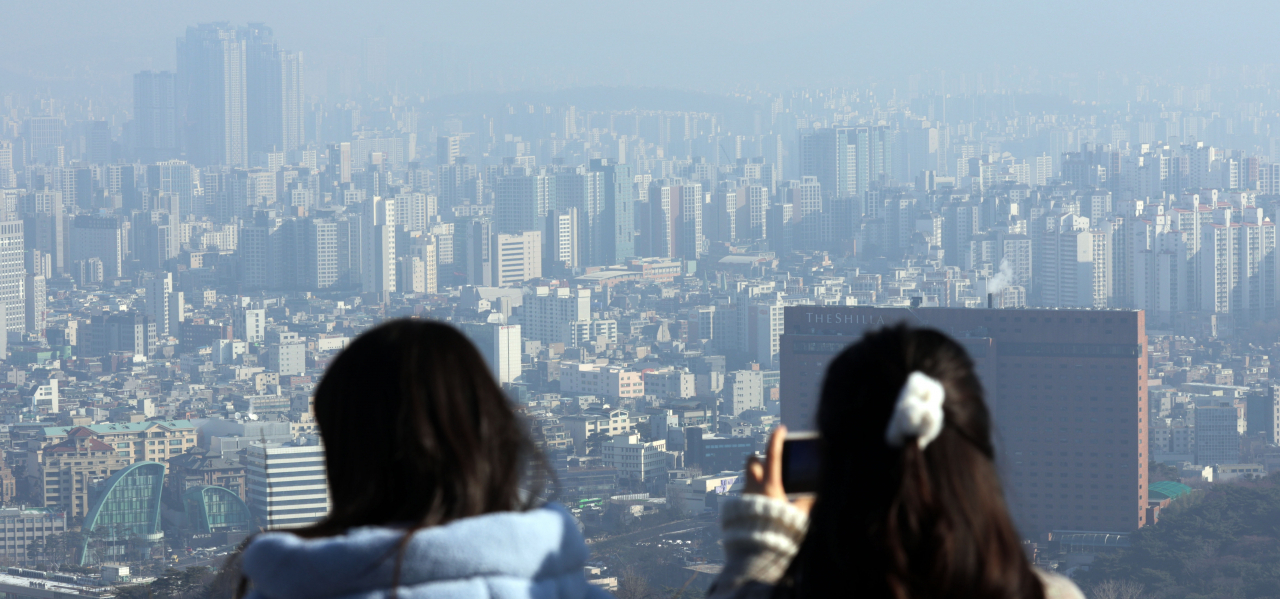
[1,6,1280,595]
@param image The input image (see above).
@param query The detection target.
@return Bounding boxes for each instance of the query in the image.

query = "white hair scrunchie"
[884,371,946,450]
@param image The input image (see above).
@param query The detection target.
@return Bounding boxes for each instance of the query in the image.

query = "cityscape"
[1,3,1280,598]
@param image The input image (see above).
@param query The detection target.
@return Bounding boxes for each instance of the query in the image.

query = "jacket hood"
[241,503,610,599]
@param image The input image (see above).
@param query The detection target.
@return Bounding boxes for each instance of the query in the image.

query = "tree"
[1078,475,1280,597]
[1147,460,1177,483]
[1089,580,1149,599]
[24,537,44,566]
[614,564,654,599]
[587,432,610,456]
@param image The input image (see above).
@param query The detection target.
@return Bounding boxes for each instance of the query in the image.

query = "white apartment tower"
[144,273,185,338]
[461,319,522,384]
[361,196,397,297]
[0,220,24,335]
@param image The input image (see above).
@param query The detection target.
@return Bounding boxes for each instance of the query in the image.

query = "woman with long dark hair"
[710,325,1083,599]
[232,319,611,599]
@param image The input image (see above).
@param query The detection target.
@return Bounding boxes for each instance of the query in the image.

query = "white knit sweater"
[708,495,1085,599]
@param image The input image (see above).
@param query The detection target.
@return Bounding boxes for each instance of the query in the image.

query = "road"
[589,517,715,547]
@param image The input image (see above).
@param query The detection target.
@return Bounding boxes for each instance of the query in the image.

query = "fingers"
[744,455,766,494]
[765,425,787,495]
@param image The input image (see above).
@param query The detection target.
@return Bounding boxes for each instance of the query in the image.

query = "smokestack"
[987,293,994,309]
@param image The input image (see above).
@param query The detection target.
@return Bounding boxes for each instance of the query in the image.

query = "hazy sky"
[1,0,1275,95]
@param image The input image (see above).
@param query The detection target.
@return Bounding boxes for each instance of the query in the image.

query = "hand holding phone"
[780,431,820,495]
[744,426,817,513]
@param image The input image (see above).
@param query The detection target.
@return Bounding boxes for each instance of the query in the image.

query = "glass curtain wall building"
[183,485,254,533]
[80,462,165,566]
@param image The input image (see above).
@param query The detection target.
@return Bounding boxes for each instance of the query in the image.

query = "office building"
[0,508,67,565]
[779,305,1148,534]
[25,116,64,166]
[183,485,255,534]
[1194,400,1241,466]
[70,215,124,279]
[245,439,329,530]
[685,427,756,473]
[85,311,156,357]
[1246,386,1280,446]
[491,230,541,287]
[233,305,265,342]
[601,434,667,484]
[523,286,591,346]
[725,370,765,416]
[266,342,305,376]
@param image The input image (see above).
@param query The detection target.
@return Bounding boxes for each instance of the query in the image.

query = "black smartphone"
[780,432,821,495]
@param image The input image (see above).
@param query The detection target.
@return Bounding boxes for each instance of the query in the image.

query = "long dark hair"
[299,319,548,536]
[231,320,550,597]
[777,325,1043,599]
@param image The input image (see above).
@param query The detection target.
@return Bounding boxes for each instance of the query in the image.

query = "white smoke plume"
[988,257,1013,295]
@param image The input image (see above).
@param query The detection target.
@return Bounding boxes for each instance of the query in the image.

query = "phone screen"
[781,437,821,495]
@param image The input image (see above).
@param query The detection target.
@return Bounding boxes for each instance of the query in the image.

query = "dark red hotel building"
[780,305,1149,535]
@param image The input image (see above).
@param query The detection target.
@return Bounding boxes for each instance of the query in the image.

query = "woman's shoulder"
[1034,568,1086,599]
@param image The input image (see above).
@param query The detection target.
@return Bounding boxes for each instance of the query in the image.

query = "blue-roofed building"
[38,420,197,472]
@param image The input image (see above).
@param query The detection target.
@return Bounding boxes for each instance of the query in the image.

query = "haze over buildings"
[0,2,1276,591]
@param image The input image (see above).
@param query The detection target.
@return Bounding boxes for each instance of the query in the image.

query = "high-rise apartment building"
[360,197,396,297]
[589,159,635,266]
[461,320,522,384]
[144,273,184,339]
[554,167,602,266]
[779,306,1148,535]
[0,220,24,335]
[544,208,579,273]
[242,24,304,156]
[24,273,45,337]
[133,71,180,163]
[179,23,249,167]
[303,218,339,290]
[146,161,197,220]
[495,168,553,234]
